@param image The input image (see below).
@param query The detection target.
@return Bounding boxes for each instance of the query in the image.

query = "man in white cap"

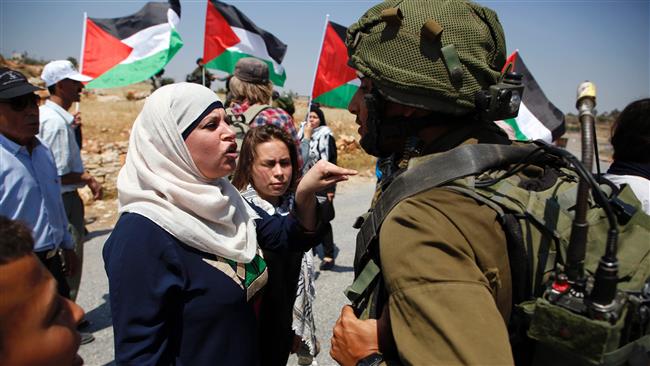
[38,60,102,302]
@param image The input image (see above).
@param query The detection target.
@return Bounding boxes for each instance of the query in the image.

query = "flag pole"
[305,14,330,122]
[77,11,88,114]
[79,12,88,74]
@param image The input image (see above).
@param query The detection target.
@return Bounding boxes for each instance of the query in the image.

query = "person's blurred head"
[0,68,41,146]
[41,60,91,105]
[308,104,327,129]
[196,57,205,66]
[232,124,299,203]
[0,216,85,366]
[229,58,273,105]
[611,98,650,164]
[273,95,295,117]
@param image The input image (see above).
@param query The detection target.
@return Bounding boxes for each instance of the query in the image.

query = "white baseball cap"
[41,60,92,87]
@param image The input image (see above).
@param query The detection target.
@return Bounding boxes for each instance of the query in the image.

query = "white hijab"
[117,83,259,263]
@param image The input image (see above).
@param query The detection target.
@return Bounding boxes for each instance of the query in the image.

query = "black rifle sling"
[355,143,539,266]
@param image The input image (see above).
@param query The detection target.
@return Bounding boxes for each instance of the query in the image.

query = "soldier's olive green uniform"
[381,186,513,364]
[366,125,516,364]
[344,2,650,365]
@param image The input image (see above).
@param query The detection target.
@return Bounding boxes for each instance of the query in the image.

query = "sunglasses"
[0,93,39,112]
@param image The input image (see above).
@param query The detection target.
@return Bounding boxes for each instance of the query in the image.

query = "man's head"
[197,57,205,66]
[0,216,85,366]
[0,68,41,146]
[345,0,507,156]
[229,57,273,105]
[41,60,91,105]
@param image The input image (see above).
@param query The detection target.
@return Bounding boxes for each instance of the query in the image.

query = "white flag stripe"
[516,103,553,143]
[228,27,284,75]
[167,8,180,28]
[120,23,172,65]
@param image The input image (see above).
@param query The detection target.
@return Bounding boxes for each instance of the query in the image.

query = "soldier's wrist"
[356,352,383,366]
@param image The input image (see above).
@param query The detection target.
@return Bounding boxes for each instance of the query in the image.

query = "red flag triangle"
[203,1,241,62]
[311,21,357,99]
[81,19,133,78]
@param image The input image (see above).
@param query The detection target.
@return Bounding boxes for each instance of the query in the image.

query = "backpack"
[226,104,272,152]
[346,142,650,366]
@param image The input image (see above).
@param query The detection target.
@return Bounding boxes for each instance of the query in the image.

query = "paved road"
[76,177,376,366]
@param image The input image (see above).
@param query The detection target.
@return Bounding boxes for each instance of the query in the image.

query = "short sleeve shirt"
[0,134,73,251]
[38,100,85,192]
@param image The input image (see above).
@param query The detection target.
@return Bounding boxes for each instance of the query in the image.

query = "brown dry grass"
[80,85,376,172]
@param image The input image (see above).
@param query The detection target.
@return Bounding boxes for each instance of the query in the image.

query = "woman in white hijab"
[103,83,318,365]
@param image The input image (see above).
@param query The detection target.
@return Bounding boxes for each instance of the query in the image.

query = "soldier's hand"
[331,305,379,366]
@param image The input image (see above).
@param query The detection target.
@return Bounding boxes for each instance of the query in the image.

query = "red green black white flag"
[496,51,565,142]
[203,0,287,86]
[80,1,183,89]
[311,21,358,109]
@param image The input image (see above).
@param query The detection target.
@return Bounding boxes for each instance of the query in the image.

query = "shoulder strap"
[242,104,273,124]
[355,143,539,264]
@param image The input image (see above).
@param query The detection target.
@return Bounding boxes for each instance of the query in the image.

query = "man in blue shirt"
[0,67,94,344]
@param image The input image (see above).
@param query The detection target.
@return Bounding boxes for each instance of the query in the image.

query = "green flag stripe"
[87,28,183,89]
[205,49,286,87]
[313,83,358,109]
[503,117,528,141]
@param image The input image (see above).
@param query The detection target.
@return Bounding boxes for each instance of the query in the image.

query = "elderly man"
[0,67,93,344]
[38,60,101,300]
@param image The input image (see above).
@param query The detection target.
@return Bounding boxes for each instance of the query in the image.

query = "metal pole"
[305,14,330,121]
[566,81,597,284]
[79,12,88,73]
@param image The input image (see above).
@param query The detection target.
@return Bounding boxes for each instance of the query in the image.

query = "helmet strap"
[360,87,386,157]
[397,135,424,170]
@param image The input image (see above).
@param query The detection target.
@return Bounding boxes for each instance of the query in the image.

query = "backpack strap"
[227,104,273,152]
[355,143,540,263]
[243,104,273,124]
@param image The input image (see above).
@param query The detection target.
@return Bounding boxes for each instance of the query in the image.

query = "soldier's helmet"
[346,0,507,116]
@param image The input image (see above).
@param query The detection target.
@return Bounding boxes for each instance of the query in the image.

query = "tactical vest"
[226,104,272,152]
[346,142,650,366]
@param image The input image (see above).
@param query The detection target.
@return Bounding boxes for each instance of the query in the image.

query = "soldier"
[330,0,516,364]
[187,58,216,89]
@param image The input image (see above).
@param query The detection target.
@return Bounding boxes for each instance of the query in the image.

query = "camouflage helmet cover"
[346,0,507,115]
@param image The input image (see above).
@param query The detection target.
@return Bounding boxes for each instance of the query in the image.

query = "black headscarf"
[310,104,327,127]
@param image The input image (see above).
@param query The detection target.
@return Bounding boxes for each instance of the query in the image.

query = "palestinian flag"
[496,51,565,142]
[203,0,287,86]
[311,21,358,109]
[81,1,183,89]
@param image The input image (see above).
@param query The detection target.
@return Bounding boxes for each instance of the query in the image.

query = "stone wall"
[79,141,128,203]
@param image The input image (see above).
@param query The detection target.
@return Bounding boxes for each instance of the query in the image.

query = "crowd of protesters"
[0,57,357,365]
[1,48,648,366]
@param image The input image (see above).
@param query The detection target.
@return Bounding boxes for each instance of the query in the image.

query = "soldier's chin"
[360,135,390,158]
